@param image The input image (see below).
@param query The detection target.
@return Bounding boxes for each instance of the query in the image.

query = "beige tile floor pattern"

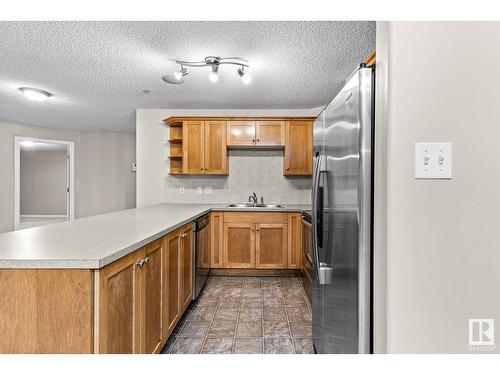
[161,276,314,354]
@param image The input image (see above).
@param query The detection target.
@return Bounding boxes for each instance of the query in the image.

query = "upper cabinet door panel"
[256,121,285,146]
[285,120,313,175]
[183,121,205,174]
[204,121,228,174]
[227,121,256,146]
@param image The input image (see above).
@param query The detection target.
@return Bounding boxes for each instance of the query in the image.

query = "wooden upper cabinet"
[97,250,143,354]
[285,120,313,175]
[204,120,227,174]
[179,224,193,311]
[255,223,288,269]
[227,121,256,146]
[224,222,255,268]
[183,121,205,174]
[140,238,163,354]
[256,121,285,146]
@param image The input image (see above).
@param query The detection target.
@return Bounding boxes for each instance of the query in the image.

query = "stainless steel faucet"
[248,192,257,205]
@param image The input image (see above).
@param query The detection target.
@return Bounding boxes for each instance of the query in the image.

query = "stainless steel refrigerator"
[311,65,374,354]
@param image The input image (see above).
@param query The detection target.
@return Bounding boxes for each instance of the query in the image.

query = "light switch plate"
[204,187,212,195]
[179,186,185,195]
[197,187,203,194]
[415,142,452,179]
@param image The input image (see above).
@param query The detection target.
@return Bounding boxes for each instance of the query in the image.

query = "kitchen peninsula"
[0,203,309,354]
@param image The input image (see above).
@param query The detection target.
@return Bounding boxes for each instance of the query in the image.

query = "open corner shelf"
[166,121,184,174]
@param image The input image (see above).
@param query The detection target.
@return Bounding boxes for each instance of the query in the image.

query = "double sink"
[227,203,284,208]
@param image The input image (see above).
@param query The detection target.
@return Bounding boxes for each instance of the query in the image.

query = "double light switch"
[414,143,452,179]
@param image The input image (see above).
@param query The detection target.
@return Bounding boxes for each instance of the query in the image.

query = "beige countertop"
[0,203,310,269]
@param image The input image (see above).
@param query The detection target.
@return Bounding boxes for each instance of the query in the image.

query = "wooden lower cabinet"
[96,250,143,354]
[224,222,255,268]
[96,222,193,354]
[179,225,193,311]
[255,223,288,269]
[141,238,163,354]
[210,211,224,267]
[287,213,302,269]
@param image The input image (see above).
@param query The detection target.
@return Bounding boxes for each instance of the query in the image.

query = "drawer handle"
[180,232,188,238]
[136,257,149,267]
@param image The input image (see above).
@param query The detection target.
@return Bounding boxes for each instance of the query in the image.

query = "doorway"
[14,137,75,230]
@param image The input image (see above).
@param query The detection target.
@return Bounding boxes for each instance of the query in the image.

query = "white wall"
[0,121,136,234]
[136,108,322,208]
[376,21,500,353]
[20,149,67,215]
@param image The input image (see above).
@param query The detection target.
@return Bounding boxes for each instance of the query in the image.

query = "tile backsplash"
[164,149,311,204]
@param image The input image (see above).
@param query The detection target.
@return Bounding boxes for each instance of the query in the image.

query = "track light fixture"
[163,56,250,84]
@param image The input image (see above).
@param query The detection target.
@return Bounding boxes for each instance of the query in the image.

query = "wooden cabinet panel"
[255,223,288,269]
[183,121,205,174]
[227,121,256,146]
[224,223,255,268]
[97,250,143,354]
[287,213,302,269]
[163,231,181,338]
[204,121,227,174]
[0,269,93,354]
[179,224,193,311]
[141,239,163,354]
[284,120,313,175]
[223,212,288,224]
[210,212,224,267]
[256,120,285,146]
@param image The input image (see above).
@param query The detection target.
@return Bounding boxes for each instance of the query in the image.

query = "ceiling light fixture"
[237,67,251,84]
[163,56,250,85]
[19,87,52,102]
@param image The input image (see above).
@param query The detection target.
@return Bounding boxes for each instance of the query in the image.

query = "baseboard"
[209,268,301,277]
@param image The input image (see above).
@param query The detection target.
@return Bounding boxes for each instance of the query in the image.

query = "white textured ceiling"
[0,21,375,132]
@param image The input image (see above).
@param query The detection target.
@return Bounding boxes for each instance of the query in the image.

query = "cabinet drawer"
[223,212,288,224]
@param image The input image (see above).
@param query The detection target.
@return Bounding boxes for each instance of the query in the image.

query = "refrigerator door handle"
[312,153,327,285]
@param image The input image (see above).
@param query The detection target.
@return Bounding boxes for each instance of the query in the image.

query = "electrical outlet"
[205,187,212,195]
[197,187,203,194]
[179,186,185,195]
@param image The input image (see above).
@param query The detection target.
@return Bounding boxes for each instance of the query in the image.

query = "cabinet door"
[97,250,143,354]
[256,120,285,146]
[287,213,302,269]
[255,223,288,269]
[183,121,205,174]
[204,121,227,174]
[179,224,193,311]
[227,121,256,146]
[224,222,255,268]
[210,212,224,268]
[163,231,180,338]
[140,238,163,354]
[284,120,313,175]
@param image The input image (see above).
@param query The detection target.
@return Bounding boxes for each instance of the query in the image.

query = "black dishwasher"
[193,214,210,300]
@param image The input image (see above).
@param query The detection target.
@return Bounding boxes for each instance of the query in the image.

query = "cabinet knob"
[181,232,188,238]
[286,167,290,170]
[201,168,204,170]
[257,139,260,142]
[143,257,150,264]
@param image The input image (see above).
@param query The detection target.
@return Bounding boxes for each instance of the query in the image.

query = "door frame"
[14,136,75,230]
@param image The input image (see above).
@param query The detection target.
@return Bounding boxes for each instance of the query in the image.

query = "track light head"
[237,67,251,84]
[209,64,219,82]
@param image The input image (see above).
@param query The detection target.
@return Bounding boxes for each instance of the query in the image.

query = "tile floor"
[161,276,314,354]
